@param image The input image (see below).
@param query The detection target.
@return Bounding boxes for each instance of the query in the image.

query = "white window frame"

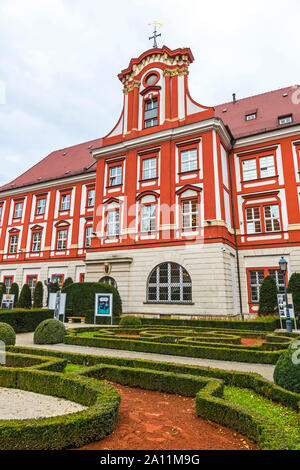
[245,113,257,121]
[181,199,198,229]
[60,194,70,211]
[142,157,157,180]
[106,210,119,236]
[249,270,265,302]
[14,202,23,218]
[246,206,261,234]
[141,204,156,232]
[264,204,281,232]
[109,166,122,186]
[278,115,293,125]
[242,159,257,181]
[31,232,41,252]
[147,262,192,304]
[180,149,198,173]
[9,234,18,254]
[87,189,95,207]
[259,155,275,178]
[57,229,67,250]
[36,198,45,215]
[85,225,92,247]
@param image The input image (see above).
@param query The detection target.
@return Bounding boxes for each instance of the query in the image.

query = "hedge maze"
[1,346,299,450]
[65,326,295,364]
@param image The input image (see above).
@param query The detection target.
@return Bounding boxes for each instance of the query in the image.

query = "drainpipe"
[226,127,244,320]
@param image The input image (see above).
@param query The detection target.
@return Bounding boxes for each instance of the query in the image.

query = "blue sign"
[95,293,113,319]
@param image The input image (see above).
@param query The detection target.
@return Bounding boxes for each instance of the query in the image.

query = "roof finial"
[148,22,162,48]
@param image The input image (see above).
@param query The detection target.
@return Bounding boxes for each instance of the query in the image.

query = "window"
[180,149,197,172]
[99,276,118,289]
[3,276,13,294]
[246,207,261,234]
[31,232,41,252]
[181,200,198,229]
[9,234,18,254]
[245,113,257,121]
[269,269,285,294]
[14,202,23,219]
[145,73,158,86]
[144,98,158,128]
[0,205,3,221]
[79,273,85,282]
[36,198,46,215]
[278,115,293,125]
[141,204,156,232]
[57,229,67,250]
[27,275,37,299]
[142,157,157,180]
[106,210,119,236]
[109,166,122,186]
[259,156,275,178]
[87,188,95,207]
[249,270,265,302]
[242,159,257,181]
[264,205,281,232]
[60,193,70,211]
[85,226,92,248]
[147,262,192,303]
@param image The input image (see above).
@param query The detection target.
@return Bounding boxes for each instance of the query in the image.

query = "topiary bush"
[62,277,73,289]
[258,275,278,316]
[50,281,60,293]
[34,319,67,344]
[10,283,19,305]
[288,273,300,316]
[0,322,16,345]
[119,316,142,328]
[62,282,122,322]
[33,281,44,308]
[17,284,32,309]
[273,340,300,393]
[0,284,6,306]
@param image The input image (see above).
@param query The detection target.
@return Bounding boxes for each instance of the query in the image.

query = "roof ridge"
[215,84,300,108]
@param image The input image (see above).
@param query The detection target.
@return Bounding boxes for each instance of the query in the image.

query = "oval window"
[146,73,158,86]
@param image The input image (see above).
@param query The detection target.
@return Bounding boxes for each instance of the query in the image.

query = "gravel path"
[16,330,276,381]
[0,388,87,420]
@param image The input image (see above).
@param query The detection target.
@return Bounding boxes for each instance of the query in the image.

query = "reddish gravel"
[241,338,266,346]
[76,383,258,451]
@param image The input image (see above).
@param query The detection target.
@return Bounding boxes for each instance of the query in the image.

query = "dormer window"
[278,114,293,125]
[245,112,257,121]
[144,98,158,128]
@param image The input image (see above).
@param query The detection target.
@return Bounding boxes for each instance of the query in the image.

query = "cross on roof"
[149,22,162,48]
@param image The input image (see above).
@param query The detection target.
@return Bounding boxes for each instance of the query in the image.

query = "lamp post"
[279,257,292,333]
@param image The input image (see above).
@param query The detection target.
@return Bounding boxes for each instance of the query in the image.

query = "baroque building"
[1,45,300,318]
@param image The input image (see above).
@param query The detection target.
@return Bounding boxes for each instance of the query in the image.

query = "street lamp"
[279,257,292,333]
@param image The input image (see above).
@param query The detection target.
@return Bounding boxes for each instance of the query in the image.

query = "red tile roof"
[0,138,102,192]
[215,85,300,139]
[1,85,299,193]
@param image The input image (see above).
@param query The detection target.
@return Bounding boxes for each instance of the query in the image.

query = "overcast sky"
[0,0,299,185]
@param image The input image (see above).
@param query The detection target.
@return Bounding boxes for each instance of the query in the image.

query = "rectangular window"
[246,206,261,234]
[109,166,122,186]
[142,157,157,180]
[245,113,257,121]
[264,205,281,232]
[144,98,158,128]
[242,159,257,181]
[36,198,46,215]
[249,270,265,302]
[85,226,92,247]
[79,273,85,282]
[31,232,41,252]
[87,188,95,207]
[269,269,285,294]
[259,156,275,178]
[3,276,13,294]
[27,275,37,299]
[180,149,197,173]
[14,202,23,218]
[60,194,70,211]
[141,204,156,232]
[106,210,119,236]
[181,200,198,229]
[278,115,293,125]
[57,229,67,250]
[9,235,18,254]
[51,274,64,286]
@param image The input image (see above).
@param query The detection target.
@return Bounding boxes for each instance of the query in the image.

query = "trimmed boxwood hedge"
[0,367,120,450]
[4,352,67,372]
[273,340,300,393]
[34,319,67,345]
[62,282,122,323]
[0,322,16,345]
[0,309,53,333]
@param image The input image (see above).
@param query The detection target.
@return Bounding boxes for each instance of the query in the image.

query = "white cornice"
[91,118,232,158]
[234,125,300,148]
[0,171,96,198]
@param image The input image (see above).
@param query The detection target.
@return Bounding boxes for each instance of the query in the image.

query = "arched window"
[147,262,192,303]
[99,276,118,289]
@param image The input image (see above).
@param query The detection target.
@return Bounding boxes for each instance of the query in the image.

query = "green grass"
[64,363,85,373]
[224,386,300,450]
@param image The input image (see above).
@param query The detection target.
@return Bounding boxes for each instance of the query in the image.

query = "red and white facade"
[1,45,300,317]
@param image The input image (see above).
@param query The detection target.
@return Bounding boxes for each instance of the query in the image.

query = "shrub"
[0,322,16,345]
[0,309,53,333]
[10,283,19,305]
[17,284,32,309]
[258,276,278,316]
[288,273,300,315]
[62,282,122,321]
[33,281,44,308]
[62,277,73,289]
[0,284,6,306]
[119,316,142,328]
[34,319,67,344]
[273,340,300,393]
[50,281,60,293]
